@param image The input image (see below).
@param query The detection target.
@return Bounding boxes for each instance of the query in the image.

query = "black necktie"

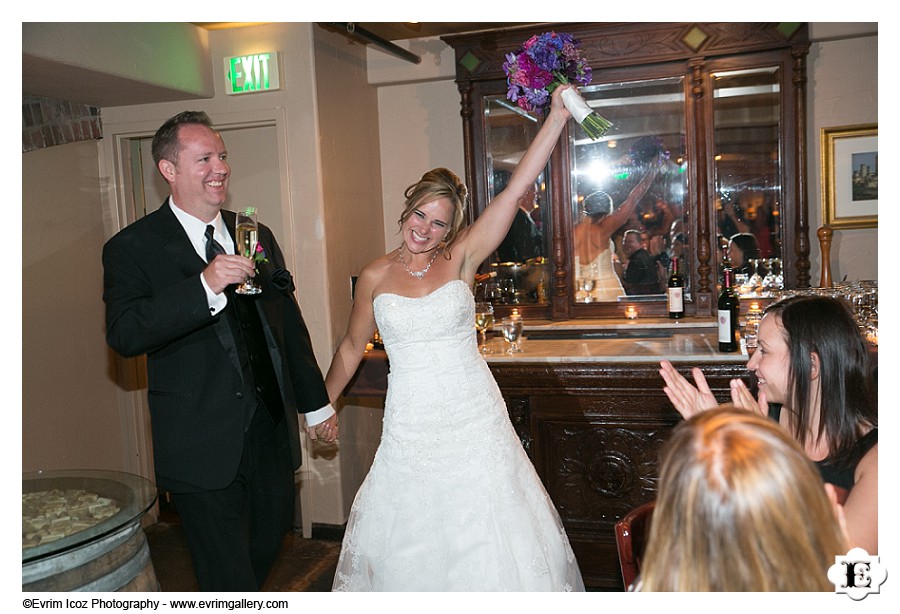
[205,224,284,426]
[205,225,226,262]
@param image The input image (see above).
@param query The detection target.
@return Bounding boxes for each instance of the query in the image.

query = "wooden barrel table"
[22,470,159,592]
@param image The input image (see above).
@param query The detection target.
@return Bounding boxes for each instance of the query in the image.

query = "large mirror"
[447,22,810,318]
[570,77,687,303]
[712,66,783,295]
[483,95,551,306]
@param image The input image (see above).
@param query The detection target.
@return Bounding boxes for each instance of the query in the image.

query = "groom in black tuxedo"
[103,111,338,591]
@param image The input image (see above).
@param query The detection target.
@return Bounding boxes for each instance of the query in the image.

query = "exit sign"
[225,52,281,95]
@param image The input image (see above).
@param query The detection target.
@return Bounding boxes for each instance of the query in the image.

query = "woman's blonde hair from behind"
[639,407,847,591]
[398,168,468,251]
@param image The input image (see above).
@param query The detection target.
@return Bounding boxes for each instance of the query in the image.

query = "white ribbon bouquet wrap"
[560,88,611,140]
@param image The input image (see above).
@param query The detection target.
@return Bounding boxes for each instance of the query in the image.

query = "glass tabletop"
[22,469,158,563]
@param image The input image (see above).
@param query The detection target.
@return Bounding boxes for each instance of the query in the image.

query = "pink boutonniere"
[254,243,269,265]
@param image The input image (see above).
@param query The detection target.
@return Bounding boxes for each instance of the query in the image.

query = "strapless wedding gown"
[332,280,584,592]
[575,240,624,301]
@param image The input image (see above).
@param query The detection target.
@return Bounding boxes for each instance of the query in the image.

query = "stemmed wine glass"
[474,302,494,354]
[746,258,762,292]
[500,317,524,354]
[579,278,596,303]
[765,257,783,290]
[235,207,262,295]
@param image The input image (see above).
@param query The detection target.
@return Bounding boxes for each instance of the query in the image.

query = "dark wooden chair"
[614,500,655,589]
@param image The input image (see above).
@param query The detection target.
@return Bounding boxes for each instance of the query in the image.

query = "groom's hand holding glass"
[202,251,257,295]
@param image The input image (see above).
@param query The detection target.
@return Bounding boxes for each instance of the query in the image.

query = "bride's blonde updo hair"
[398,168,468,250]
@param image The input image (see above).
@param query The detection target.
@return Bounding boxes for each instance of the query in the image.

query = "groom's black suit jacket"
[103,202,329,493]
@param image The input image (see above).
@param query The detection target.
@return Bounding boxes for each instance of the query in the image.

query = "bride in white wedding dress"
[324,87,583,591]
[573,170,658,303]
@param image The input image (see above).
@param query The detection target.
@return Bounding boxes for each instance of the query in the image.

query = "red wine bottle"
[667,257,684,319]
[717,267,739,352]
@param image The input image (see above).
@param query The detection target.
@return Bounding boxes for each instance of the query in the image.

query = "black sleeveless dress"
[768,404,877,490]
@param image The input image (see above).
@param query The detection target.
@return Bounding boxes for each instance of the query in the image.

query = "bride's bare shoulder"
[358,250,399,285]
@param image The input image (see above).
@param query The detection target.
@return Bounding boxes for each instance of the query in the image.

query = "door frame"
[99,108,315,531]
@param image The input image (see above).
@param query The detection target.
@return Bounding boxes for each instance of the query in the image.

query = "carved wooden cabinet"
[443,23,811,321]
[490,359,748,589]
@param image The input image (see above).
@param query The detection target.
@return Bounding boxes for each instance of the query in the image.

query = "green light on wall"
[225,52,281,95]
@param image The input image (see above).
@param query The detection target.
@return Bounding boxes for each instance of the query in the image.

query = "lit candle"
[625,305,638,319]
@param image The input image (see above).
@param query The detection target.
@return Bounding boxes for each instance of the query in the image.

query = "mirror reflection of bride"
[573,166,658,302]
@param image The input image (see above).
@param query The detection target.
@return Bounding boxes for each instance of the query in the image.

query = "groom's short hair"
[152,110,215,166]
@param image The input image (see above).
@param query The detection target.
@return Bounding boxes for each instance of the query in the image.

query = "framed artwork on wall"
[821,124,878,229]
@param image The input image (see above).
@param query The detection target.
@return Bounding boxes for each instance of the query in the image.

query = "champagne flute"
[235,207,262,295]
[474,302,494,354]
[500,317,524,354]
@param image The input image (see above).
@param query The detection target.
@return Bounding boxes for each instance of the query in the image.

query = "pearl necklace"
[399,247,439,280]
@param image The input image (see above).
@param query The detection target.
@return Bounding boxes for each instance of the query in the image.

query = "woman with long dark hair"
[727,232,760,275]
[659,295,877,552]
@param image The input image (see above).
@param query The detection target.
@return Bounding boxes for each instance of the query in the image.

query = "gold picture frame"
[821,124,878,229]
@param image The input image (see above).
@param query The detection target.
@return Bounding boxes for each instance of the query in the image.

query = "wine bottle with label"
[717,266,739,352]
[667,257,685,319]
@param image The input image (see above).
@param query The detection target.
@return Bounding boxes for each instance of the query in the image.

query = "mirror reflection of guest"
[639,196,676,240]
[667,232,689,288]
[618,229,663,295]
[670,232,686,261]
[728,232,761,276]
[723,192,778,259]
[494,171,542,264]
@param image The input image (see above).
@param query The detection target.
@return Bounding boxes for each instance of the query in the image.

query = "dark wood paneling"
[490,360,747,589]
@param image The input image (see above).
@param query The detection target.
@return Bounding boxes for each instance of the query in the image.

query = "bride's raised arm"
[457,85,573,277]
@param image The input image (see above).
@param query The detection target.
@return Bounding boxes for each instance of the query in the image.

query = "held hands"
[203,254,256,294]
[306,413,338,443]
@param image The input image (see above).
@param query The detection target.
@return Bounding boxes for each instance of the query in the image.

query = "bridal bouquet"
[503,31,612,140]
[629,135,670,164]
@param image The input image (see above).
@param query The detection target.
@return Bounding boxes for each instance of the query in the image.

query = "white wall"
[310,25,387,524]
[807,33,878,283]
[368,37,465,250]
[376,79,466,248]
[99,23,350,530]
[22,140,129,474]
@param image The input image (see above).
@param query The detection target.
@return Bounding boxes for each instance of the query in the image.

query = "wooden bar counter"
[344,319,750,590]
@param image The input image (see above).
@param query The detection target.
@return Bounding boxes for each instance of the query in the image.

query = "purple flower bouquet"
[503,31,612,140]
